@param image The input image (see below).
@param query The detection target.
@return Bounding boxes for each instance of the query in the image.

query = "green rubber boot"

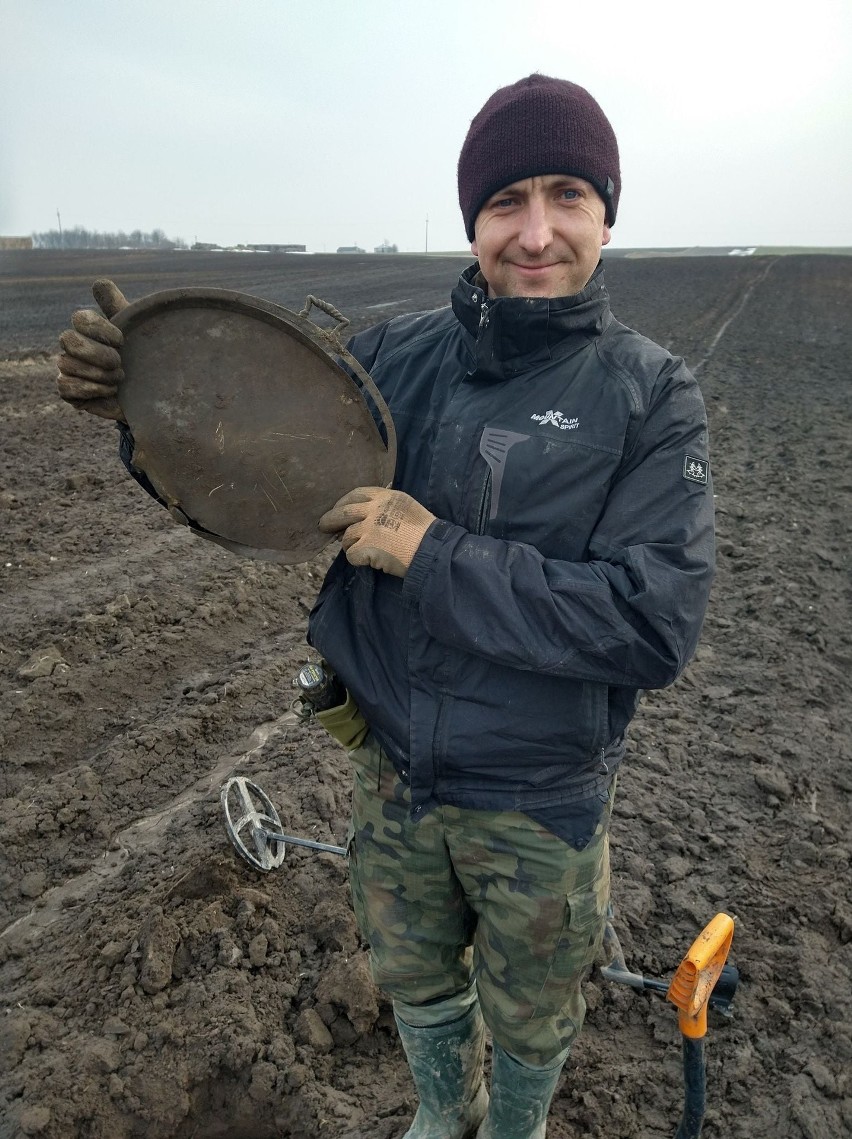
[394,1004,489,1139]
[476,1042,566,1139]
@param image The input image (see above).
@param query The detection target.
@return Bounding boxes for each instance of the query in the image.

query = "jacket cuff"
[402,518,459,605]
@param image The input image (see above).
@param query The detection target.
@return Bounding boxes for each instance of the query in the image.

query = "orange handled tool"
[666,913,735,1138]
[667,912,735,1038]
[600,910,737,1138]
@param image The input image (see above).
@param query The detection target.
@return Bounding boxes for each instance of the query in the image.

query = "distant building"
[0,236,33,250]
[191,242,307,253]
[374,241,398,254]
[336,245,365,254]
[246,243,307,253]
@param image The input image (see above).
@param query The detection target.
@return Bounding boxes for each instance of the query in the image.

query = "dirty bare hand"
[318,487,436,577]
[57,278,129,421]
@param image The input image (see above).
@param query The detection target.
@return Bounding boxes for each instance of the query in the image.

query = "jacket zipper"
[475,470,492,535]
[473,299,491,535]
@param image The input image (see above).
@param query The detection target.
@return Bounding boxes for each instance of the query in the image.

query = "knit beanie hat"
[457,74,620,240]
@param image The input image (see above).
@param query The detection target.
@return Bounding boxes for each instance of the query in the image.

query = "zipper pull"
[598,748,611,801]
[478,300,489,331]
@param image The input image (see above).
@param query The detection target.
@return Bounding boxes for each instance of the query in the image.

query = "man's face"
[471,174,611,299]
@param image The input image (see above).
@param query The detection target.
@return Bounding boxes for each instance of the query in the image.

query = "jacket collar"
[451,260,611,382]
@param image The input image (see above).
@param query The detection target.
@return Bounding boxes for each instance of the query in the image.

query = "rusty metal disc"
[112,289,396,562]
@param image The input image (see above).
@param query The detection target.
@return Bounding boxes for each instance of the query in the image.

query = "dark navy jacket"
[308,263,715,826]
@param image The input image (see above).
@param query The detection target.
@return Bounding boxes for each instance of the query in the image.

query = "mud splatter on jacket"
[308,262,715,830]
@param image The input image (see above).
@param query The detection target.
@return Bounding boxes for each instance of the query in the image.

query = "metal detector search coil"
[221,777,346,872]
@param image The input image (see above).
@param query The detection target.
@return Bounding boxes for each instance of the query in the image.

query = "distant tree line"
[32,226,188,250]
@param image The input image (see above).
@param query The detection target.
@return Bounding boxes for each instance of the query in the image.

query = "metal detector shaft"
[260,829,346,857]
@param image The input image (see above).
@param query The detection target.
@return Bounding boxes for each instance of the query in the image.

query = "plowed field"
[1,250,850,1138]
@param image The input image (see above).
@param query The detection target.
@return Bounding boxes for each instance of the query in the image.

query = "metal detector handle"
[297,294,398,482]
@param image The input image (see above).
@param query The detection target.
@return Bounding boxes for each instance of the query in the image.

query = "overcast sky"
[2,0,850,252]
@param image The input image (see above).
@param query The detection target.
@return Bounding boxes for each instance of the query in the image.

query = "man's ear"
[601,224,612,248]
[471,239,479,257]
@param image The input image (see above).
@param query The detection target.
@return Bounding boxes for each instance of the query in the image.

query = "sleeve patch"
[683,455,709,484]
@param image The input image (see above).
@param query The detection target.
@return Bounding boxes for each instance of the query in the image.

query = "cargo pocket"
[530,881,608,1020]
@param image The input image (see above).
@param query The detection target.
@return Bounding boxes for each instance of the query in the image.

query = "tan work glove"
[56,278,129,421]
[318,487,436,577]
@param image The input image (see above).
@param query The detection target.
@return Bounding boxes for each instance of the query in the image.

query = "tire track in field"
[692,258,778,375]
[0,709,300,952]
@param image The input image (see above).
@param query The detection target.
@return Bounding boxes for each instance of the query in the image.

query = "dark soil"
[1,251,850,1139]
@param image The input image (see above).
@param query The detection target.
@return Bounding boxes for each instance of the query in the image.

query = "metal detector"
[220,777,738,1137]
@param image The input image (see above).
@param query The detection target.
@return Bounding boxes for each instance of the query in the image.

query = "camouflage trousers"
[347,735,613,1068]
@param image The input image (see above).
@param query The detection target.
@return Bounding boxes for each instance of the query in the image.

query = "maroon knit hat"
[458,74,620,240]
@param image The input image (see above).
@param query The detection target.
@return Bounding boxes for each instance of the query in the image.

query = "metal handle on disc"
[299,294,351,339]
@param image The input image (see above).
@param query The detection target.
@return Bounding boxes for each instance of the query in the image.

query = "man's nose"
[517,201,553,254]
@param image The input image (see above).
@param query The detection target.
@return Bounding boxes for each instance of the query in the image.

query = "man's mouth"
[512,262,560,272]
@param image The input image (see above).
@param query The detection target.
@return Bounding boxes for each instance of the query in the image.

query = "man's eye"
[494,197,516,208]
[560,189,579,201]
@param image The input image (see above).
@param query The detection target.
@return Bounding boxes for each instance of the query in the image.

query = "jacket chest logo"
[530,410,579,431]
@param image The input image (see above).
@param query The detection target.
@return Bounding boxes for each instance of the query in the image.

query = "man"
[58,75,714,1139]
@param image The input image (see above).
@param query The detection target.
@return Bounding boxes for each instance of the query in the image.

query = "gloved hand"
[56,278,129,421]
[318,487,436,577]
